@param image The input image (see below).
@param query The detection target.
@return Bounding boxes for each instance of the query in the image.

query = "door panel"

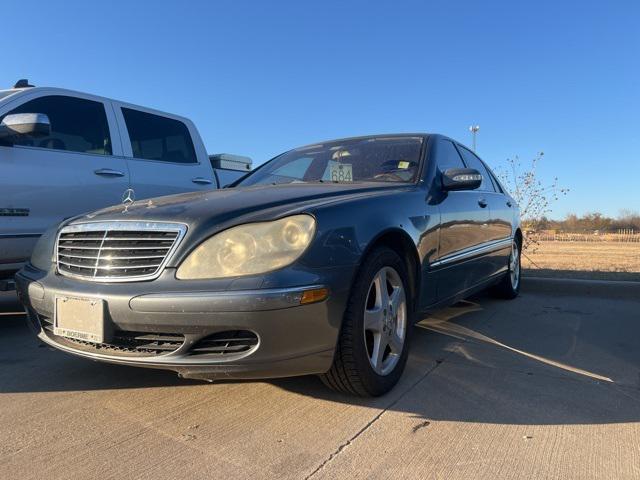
[485,193,513,242]
[0,146,129,262]
[429,138,493,301]
[484,192,514,275]
[125,159,213,200]
[455,145,511,281]
[436,190,491,299]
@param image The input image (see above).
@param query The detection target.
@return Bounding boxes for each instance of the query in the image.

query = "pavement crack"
[304,356,450,479]
[411,420,431,433]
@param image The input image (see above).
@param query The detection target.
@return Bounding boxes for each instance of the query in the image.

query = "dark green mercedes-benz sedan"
[16,134,521,396]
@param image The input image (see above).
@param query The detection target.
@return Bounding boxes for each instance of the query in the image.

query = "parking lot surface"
[1,279,639,480]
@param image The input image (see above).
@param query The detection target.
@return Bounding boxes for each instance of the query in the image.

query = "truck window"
[122,108,197,164]
[0,95,112,155]
[457,146,496,192]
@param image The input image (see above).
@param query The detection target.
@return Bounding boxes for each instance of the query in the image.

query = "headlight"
[30,225,59,270]
[176,214,316,279]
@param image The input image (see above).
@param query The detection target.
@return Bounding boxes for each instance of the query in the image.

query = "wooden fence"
[529,233,640,243]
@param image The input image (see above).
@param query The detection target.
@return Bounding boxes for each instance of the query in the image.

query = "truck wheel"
[320,247,412,396]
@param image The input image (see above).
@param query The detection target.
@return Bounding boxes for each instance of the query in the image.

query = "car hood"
[74,182,412,228]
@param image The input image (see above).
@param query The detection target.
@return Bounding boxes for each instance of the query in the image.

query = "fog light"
[300,287,329,305]
[27,281,45,300]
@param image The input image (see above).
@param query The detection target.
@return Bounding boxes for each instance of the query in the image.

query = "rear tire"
[491,238,521,299]
[320,247,412,396]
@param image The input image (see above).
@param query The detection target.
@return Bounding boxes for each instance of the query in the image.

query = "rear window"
[122,108,197,164]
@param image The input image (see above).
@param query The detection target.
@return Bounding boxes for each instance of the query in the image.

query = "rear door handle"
[478,198,488,208]
[192,177,213,185]
[506,200,513,207]
[94,168,125,177]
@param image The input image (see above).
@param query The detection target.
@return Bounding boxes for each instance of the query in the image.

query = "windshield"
[237,136,424,187]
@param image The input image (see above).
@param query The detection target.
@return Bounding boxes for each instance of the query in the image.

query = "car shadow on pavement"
[0,313,202,392]
[2,284,640,427]
[274,288,640,425]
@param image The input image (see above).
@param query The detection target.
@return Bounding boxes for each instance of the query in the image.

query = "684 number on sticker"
[330,163,353,182]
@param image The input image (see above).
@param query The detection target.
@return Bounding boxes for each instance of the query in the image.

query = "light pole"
[469,125,480,151]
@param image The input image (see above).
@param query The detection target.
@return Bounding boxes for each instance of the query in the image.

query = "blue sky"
[2,0,638,218]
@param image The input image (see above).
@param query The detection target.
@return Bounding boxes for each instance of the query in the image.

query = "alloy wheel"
[510,240,521,289]
[363,266,407,376]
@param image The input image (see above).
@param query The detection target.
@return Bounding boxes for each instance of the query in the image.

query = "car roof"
[293,133,431,151]
[290,133,476,161]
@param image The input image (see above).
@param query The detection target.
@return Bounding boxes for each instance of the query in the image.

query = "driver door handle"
[94,168,125,177]
[478,198,488,208]
[192,177,213,185]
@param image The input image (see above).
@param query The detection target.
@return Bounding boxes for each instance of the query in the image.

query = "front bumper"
[16,264,354,380]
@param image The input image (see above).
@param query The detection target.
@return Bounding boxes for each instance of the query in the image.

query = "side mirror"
[442,168,482,191]
[0,113,51,144]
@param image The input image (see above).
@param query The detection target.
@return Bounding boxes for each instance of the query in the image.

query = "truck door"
[112,104,215,200]
[0,93,129,268]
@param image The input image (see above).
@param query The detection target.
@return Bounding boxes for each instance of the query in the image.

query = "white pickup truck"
[0,80,251,287]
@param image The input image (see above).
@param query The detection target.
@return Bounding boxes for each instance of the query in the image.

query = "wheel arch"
[514,227,523,247]
[359,228,421,313]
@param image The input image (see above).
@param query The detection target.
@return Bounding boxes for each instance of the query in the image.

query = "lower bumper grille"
[189,330,259,356]
[39,315,184,357]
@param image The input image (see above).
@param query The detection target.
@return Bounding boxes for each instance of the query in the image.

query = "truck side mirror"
[0,113,51,145]
[442,168,482,191]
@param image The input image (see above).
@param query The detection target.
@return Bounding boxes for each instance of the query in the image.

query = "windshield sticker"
[398,161,410,169]
[330,163,353,182]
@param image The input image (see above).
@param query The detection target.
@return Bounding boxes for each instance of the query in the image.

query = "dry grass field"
[522,241,640,281]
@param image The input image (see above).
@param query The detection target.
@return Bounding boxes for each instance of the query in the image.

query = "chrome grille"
[57,222,186,281]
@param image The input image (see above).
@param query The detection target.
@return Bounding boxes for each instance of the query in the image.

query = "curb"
[523,276,640,301]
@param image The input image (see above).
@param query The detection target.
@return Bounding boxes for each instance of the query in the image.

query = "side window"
[0,95,112,155]
[486,168,504,193]
[122,108,197,164]
[457,146,496,192]
[435,140,465,172]
[273,157,313,179]
[214,169,246,188]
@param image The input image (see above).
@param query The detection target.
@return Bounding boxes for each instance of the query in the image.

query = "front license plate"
[54,296,105,343]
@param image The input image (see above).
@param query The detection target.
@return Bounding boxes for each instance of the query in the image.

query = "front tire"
[320,247,412,396]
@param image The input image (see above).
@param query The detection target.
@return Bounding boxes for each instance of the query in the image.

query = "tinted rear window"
[122,108,197,163]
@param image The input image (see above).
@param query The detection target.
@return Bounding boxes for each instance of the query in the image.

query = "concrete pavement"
[1,279,639,479]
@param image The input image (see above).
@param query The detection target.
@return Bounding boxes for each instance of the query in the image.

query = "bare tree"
[495,152,568,251]
[616,209,640,231]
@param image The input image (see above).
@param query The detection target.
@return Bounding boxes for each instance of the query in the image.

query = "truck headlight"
[30,225,59,271]
[176,214,316,279]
